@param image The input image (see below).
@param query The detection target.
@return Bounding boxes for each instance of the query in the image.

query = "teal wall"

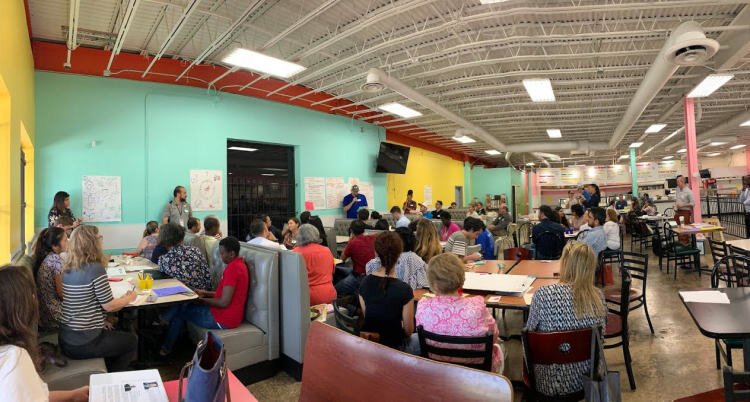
[469,166,522,214]
[34,72,386,227]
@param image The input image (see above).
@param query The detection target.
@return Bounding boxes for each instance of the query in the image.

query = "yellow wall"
[0,0,35,262]
[386,145,464,210]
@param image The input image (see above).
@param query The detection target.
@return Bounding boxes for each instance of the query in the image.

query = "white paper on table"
[89,369,168,402]
[110,281,135,299]
[462,273,534,294]
[106,267,127,276]
[124,265,155,272]
[680,290,730,304]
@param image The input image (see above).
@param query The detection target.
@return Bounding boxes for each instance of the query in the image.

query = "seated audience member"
[59,226,137,372]
[448,202,457,209]
[615,196,628,210]
[489,205,513,236]
[187,217,201,234]
[445,217,484,262]
[630,198,642,214]
[466,203,481,219]
[366,227,428,290]
[390,206,411,229]
[476,202,487,215]
[603,209,622,250]
[419,204,433,219]
[192,216,221,267]
[439,213,461,242]
[247,219,287,251]
[294,224,336,305]
[578,207,608,257]
[150,232,168,264]
[32,227,67,328]
[525,241,607,397]
[432,200,447,220]
[554,206,571,229]
[568,204,586,231]
[282,217,300,249]
[160,237,249,355]
[48,191,81,232]
[642,199,657,216]
[158,222,212,290]
[359,231,415,350]
[371,211,390,230]
[531,206,566,260]
[415,219,442,264]
[476,222,495,260]
[336,221,377,296]
[260,214,282,242]
[356,208,375,230]
[300,211,328,247]
[133,221,159,260]
[416,253,503,372]
[403,189,418,214]
[0,265,90,401]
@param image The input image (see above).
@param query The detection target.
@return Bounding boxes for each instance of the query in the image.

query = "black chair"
[332,299,360,336]
[533,231,565,260]
[522,327,597,402]
[708,238,733,287]
[597,249,622,287]
[662,222,700,280]
[662,207,675,219]
[605,252,653,334]
[417,325,494,372]
[723,366,750,402]
[629,216,654,253]
[712,255,750,370]
[574,229,589,240]
[604,269,636,390]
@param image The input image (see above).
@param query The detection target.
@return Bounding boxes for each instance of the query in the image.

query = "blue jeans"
[335,273,363,296]
[162,304,222,352]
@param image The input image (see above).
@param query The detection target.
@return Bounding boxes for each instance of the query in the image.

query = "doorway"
[227,140,295,240]
[454,186,463,208]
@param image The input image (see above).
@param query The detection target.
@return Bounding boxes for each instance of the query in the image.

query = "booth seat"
[277,250,311,380]
[39,332,107,391]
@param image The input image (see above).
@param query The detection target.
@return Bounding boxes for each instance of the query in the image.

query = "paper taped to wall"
[190,170,222,211]
[82,175,122,222]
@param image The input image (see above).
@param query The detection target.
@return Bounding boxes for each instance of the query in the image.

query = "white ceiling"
[28,0,750,166]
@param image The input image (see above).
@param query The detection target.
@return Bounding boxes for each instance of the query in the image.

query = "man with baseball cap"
[342,184,368,219]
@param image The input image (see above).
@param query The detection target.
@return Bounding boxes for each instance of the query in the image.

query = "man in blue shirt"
[342,185,368,219]
[579,207,608,257]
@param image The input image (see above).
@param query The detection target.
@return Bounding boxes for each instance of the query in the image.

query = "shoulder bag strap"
[177,361,193,402]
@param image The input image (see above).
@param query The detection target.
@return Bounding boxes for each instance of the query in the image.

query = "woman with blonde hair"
[525,241,607,397]
[414,219,442,264]
[59,226,137,372]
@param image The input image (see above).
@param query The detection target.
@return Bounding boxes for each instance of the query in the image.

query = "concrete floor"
[247,242,734,401]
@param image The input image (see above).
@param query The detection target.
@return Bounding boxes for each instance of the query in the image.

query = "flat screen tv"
[376,142,410,174]
[699,169,711,178]
[666,178,677,188]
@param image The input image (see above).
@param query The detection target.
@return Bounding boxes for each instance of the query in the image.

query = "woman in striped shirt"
[59,226,138,372]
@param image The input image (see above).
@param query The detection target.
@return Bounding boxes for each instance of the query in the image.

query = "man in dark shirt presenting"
[342,185,368,219]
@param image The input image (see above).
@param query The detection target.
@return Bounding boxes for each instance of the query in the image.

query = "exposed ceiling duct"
[504,141,610,154]
[665,110,750,150]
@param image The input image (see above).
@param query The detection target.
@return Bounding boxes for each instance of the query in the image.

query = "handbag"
[178,331,231,402]
[582,329,621,402]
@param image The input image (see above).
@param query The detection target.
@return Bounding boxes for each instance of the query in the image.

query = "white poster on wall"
[358,181,375,211]
[325,177,347,209]
[190,170,223,211]
[303,177,326,210]
[423,185,433,207]
[82,175,122,222]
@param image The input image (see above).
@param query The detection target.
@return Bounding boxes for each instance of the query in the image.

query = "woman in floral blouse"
[365,227,428,290]
[415,253,503,372]
[32,227,68,328]
[157,222,212,290]
[47,191,80,232]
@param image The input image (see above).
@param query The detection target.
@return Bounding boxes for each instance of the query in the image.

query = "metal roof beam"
[142,0,201,78]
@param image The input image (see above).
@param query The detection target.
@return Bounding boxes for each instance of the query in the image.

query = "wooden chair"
[604,269,636,390]
[503,247,531,261]
[300,322,514,402]
[605,251,654,334]
[712,255,750,370]
[417,325,494,371]
[522,327,596,402]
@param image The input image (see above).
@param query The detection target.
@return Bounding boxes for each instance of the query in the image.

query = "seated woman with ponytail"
[358,231,415,350]
[32,227,68,329]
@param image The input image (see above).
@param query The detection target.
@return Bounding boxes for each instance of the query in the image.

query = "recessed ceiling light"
[378,102,422,119]
[228,146,258,152]
[629,142,644,148]
[546,129,562,138]
[677,148,687,153]
[687,74,734,98]
[645,123,667,133]
[261,173,275,176]
[662,155,674,160]
[452,135,476,144]
[222,48,306,78]
[522,78,555,102]
[618,155,629,160]
[709,141,728,146]
[526,162,535,166]
[730,144,746,150]
[741,120,750,127]
[485,149,501,155]
[706,152,721,157]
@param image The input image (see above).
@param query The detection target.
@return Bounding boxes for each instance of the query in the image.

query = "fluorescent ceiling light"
[485,149,501,155]
[618,155,629,160]
[228,146,258,152]
[378,102,422,119]
[546,129,562,138]
[730,144,746,150]
[687,74,734,98]
[662,155,674,160]
[741,120,750,127]
[526,162,535,166]
[223,48,306,78]
[522,78,556,102]
[452,135,476,144]
[645,123,667,134]
[261,173,275,176]
[706,152,721,157]
[709,141,728,146]
[629,142,644,148]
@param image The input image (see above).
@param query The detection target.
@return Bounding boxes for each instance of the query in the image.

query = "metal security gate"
[702,195,747,238]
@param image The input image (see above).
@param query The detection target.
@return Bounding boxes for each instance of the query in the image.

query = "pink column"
[683,97,702,223]
[745,148,750,174]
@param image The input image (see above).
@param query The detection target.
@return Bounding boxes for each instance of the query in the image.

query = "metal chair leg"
[623,333,636,390]
[642,296,654,334]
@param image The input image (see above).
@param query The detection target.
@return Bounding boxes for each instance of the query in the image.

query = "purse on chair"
[583,329,621,402]
[178,331,231,402]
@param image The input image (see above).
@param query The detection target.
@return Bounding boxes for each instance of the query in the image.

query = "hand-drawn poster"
[303,177,326,211]
[82,176,122,222]
[325,177,347,209]
[358,181,375,211]
[423,185,433,207]
[190,170,222,211]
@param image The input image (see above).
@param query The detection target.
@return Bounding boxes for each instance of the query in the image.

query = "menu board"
[559,167,581,186]
[537,169,560,185]
[537,161,682,188]
[635,162,659,183]
[583,165,607,183]
[606,165,630,184]
[657,160,682,178]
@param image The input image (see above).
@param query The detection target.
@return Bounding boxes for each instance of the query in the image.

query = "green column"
[527,169,534,214]
[630,146,638,197]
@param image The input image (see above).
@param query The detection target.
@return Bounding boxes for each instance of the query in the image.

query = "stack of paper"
[680,290,730,304]
[462,273,534,295]
[109,281,134,298]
